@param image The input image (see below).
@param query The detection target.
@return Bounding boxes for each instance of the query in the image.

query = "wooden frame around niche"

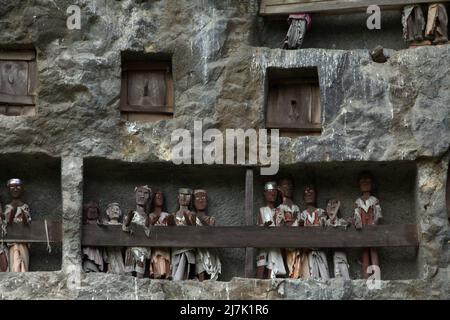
[0,50,37,116]
[266,67,322,133]
[120,59,174,121]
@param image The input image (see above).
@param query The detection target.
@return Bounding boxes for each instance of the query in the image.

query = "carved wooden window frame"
[0,50,37,115]
[266,67,322,133]
[120,60,174,116]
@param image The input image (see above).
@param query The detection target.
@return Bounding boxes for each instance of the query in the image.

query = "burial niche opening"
[83,159,247,281]
[0,49,37,116]
[0,154,62,272]
[266,67,321,136]
[120,52,174,122]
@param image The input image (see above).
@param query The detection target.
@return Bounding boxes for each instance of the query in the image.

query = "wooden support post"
[244,168,254,278]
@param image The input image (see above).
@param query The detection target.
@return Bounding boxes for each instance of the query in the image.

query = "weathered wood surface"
[1,220,419,249]
[0,221,62,243]
[260,0,450,16]
[82,223,419,248]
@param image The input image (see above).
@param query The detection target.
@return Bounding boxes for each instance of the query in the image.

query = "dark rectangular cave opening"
[254,161,419,280]
[83,158,247,281]
[0,154,62,271]
[83,159,419,281]
[256,11,406,50]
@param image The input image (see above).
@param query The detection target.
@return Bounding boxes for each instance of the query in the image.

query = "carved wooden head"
[358,171,374,193]
[194,189,208,212]
[303,184,316,206]
[7,178,24,200]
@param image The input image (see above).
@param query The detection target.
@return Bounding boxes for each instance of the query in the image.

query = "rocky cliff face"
[0,0,449,299]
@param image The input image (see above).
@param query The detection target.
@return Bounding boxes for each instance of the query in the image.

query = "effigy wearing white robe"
[195,216,221,280]
[299,208,330,280]
[171,214,196,280]
[325,217,350,280]
[256,207,287,278]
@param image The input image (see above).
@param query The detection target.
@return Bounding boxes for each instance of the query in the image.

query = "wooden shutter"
[266,78,321,132]
[0,50,36,107]
[120,60,173,116]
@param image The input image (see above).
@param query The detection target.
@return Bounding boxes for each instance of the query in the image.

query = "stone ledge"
[0,272,448,300]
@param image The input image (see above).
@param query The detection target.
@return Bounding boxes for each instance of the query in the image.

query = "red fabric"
[288,13,312,29]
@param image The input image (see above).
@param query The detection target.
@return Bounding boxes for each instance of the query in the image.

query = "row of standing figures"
[256,172,381,281]
[83,187,221,281]
[0,172,382,281]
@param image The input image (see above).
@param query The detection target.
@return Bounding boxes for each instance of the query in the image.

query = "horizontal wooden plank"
[123,61,171,71]
[120,104,173,114]
[0,93,35,106]
[260,0,450,16]
[0,50,36,61]
[1,221,62,243]
[266,122,322,131]
[82,223,419,248]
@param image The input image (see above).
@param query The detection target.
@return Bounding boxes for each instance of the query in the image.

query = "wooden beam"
[0,93,35,106]
[0,50,36,61]
[82,223,419,248]
[1,220,419,249]
[244,168,255,278]
[266,122,322,132]
[120,105,174,114]
[260,0,450,16]
[1,221,62,243]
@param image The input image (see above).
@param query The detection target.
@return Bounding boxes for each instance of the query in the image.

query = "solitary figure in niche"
[283,13,312,49]
[3,179,31,272]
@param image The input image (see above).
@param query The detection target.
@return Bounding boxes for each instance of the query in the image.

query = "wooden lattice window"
[120,59,173,121]
[0,50,37,116]
[266,67,321,133]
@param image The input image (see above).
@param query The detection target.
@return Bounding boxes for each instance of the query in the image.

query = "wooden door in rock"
[266,68,321,133]
[0,50,37,116]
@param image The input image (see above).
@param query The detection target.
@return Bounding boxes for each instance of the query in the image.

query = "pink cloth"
[288,13,312,29]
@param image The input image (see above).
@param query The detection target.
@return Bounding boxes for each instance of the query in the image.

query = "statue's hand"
[184,211,196,226]
[166,214,176,226]
[148,213,158,226]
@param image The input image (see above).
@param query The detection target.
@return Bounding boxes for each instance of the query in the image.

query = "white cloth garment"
[256,207,287,278]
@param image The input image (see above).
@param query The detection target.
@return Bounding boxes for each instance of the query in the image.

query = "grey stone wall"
[0,0,449,299]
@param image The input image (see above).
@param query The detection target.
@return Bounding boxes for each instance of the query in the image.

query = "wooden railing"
[260,0,450,16]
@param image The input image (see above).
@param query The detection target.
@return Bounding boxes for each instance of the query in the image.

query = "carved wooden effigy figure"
[171,188,197,280]
[283,13,312,49]
[298,184,330,280]
[103,203,125,275]
[276,178,306,279]
[402,5,428,46]
[2,179,31,272]
[325,199,351,280]
[354,172,382,279]
[255,181,287,279]
[123,185,152,278]
[82,201,106,273]
[193,189,221,281]
[425,3,448,44]
[147,191,174,279]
